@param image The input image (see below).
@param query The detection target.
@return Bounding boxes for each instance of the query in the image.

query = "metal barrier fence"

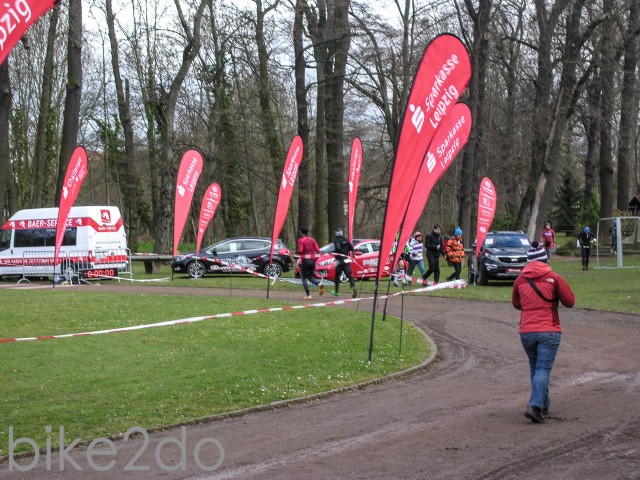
[18,249,133,284]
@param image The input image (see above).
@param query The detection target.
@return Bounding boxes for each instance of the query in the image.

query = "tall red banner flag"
[0,0,57,65]
[54,146,88,269]
[397,103,472,254]
[347,138,362,244]
[377,34,471,282]
[195,183,221,254]
[269,135,303,264]
[475,177,497,258]
[173,150,203,257]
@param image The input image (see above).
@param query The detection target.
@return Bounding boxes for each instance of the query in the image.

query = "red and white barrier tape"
[0,280,467,343]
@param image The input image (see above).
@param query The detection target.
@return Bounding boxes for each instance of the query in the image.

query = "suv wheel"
[263,262,283,278]
[478,265,489,285]
[187,260,205,279]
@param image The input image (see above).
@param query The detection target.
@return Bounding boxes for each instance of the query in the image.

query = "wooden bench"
[129,254,174,274]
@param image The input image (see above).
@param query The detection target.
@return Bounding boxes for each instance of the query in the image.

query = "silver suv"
[468,231,531,285]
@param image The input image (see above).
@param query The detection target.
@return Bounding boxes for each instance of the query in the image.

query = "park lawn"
[155,254,640,314]
[0,290,428,456]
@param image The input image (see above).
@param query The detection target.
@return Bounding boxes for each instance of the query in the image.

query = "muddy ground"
[2,284,639,479]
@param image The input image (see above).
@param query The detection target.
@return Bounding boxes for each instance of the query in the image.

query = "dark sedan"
[172,237,293,279]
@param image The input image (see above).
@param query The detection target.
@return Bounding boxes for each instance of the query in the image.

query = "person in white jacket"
[407,231,426,285]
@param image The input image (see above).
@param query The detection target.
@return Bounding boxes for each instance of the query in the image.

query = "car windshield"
[487,235,529,248]
[320,243,336,253]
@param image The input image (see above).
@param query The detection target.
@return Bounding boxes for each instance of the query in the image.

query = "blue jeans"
[520,332,561,410]
[407,259,426,283]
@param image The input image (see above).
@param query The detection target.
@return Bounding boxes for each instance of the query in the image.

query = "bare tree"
[523,0,605,238]
[458,0,492,246]
[32,6,60,208]
[149,0,208,253]
[106,0,139,250]
[0,60,10,221]
[617,0,639,209]
[293,0,312,229]
[55,0,83,204]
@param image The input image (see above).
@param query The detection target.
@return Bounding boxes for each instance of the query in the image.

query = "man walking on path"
[577,226,596,270]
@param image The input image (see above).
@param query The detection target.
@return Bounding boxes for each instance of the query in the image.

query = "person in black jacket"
[422,224,445,285]
[577,226,596,270]
[331,229,358,298]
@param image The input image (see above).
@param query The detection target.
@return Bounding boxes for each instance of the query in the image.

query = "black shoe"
[525,406,545,423]
[542,408,549,416]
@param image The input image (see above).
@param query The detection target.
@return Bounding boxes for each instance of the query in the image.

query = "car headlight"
[484,253,499,262]
[318,259,334,267]
[174,255,187,262]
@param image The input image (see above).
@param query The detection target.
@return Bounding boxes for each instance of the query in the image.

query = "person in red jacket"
[296,227,323,300]
[512,252,575,424]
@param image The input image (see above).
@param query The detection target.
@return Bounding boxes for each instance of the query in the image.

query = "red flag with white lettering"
[397,103,472,255]
[347,138,362,244]
[195,183,221,254]
[475,177,497,258]
[269,135,303,263]
[54,146,88,269]
[0,0,57,66]
[173,150,203,257]
[377,34,471,282]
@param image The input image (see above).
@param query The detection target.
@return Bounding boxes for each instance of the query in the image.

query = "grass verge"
[0,290,428,456]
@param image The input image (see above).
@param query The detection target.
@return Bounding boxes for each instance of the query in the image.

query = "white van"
[0,206,129,280]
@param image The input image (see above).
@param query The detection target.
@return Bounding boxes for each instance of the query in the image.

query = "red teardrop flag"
[54,146,88,269]
[269,135,303,263]
[397,103,472,255]
[347,138,362,244]
[173,150,203,257]
[0,0,57,66]
[195,183,221,254]
[377,34,471,282]
[476,177,497,258]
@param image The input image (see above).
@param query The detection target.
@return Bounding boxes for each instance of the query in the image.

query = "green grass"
[139,253,640,314]
[0,290,428,456]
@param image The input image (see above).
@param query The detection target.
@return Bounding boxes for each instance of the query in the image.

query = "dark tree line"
[0,0,638,252]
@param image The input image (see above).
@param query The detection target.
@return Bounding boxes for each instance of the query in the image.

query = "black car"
[468,231,531,285]
[172,237,294,279]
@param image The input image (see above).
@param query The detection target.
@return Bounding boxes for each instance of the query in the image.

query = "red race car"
[295,239,402,283]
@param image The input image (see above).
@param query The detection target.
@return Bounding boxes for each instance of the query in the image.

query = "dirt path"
[2,286,639,479]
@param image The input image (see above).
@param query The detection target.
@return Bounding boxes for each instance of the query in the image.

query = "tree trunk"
[324,0,350,236]
[255,0,284,184]
[32,5,59,208]
[525,0,598,238]
[305,2,328,243]
[55,0,82,205]
[0,60,10,221]
[151,0,207,253]
[106,0,138,251]
[598,0,616,218]
[617,0,639,210]
[294,0,311,230]
[459,0,492,247]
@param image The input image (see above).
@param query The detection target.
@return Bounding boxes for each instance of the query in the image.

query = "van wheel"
[187,260,205,279]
